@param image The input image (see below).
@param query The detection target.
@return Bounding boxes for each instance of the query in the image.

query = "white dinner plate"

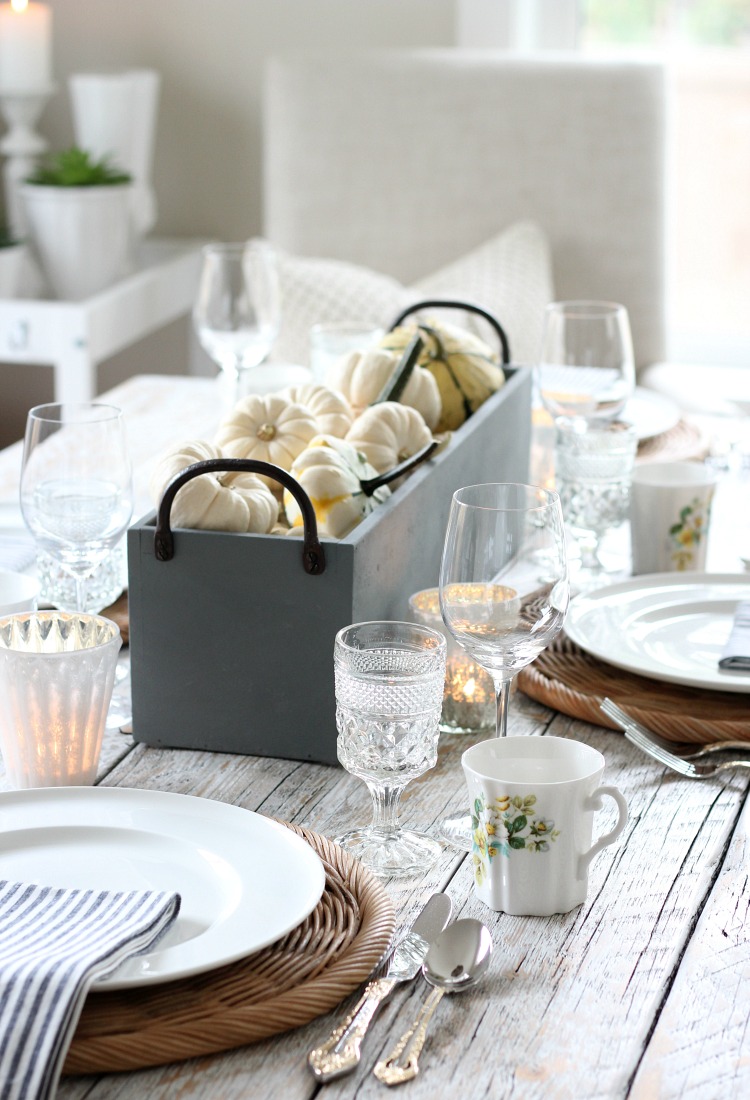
[622,387,680,441]
[0,786,326,990]
[565,573,750,693]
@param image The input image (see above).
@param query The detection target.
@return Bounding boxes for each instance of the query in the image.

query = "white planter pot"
[0,242,25,297]
[20,183,134,300]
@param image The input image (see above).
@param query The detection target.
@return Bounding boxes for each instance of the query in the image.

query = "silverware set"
[601,697,750,779]
[308,892,493,1087]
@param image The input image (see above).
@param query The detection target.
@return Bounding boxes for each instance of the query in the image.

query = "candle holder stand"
[0,84,55,238]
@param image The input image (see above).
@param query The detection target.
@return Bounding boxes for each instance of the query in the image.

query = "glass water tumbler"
[0,611,121,788]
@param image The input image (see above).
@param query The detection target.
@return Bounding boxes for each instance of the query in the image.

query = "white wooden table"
[0,240,204,403]
[1,375,749,1099]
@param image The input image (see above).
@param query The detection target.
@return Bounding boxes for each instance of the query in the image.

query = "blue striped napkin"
[0,880,181,1100]
[719,601,750,671]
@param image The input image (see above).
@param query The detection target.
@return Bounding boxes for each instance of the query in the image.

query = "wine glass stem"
[74,573,87,613]
[494,678,512,737]
[365,781,405,834]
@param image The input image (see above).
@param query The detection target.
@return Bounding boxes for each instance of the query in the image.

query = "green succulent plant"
[26,146,132,187]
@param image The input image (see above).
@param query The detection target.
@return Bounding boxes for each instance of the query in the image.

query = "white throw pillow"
[410,221,554,365]
[270,252,414,366]
[269,220,553,367]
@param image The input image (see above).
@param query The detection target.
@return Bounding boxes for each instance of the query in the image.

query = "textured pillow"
[410,221,554,365]
[269,220,554,367]
[270,252,414,366]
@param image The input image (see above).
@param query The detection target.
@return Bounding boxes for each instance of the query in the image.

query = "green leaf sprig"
[26,146,132,187]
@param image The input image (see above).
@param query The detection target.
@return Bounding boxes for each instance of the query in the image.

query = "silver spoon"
[373,919,493,1086]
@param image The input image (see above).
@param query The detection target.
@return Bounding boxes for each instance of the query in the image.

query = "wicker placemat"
[637,418,707,463]
[518,633,750,744]
[63,822,395,1075]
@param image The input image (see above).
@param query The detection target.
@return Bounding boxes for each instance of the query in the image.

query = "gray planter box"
[128,367,531,765]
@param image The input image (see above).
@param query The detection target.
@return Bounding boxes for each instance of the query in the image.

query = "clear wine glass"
[535,300,635,425]
[193,239,281,405]
[438,483,569,849]
[334,620,447,878]
[20,403,133,614]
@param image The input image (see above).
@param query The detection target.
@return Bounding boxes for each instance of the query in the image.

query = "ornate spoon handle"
[307,977,396,1081]
[373,987,445,1086]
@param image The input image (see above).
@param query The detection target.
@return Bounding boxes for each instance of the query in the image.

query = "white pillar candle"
[0,0,52,91]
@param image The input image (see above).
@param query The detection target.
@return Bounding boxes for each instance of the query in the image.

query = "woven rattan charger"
[519,633,750,744]
[63,823,395,1075]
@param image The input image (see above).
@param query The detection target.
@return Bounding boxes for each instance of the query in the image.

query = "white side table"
[0,238,204,403]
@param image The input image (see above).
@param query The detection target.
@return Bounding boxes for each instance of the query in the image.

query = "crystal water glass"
[20,403,133,614]
[555,418,638,588]
[334,620,447,878]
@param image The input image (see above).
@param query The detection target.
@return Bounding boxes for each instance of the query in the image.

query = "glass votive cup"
[0,611,121,789]
[408,588,495,735]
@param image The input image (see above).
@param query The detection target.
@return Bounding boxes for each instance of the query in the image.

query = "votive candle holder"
[0,611,121,788]
[408,587,495,734]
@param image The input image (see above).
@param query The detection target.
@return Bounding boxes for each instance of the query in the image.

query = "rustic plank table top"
[1,373,749,1100]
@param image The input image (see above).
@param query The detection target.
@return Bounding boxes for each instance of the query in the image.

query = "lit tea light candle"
[0,612,120,789]
[0,0,52,91]
[408,587,496,734]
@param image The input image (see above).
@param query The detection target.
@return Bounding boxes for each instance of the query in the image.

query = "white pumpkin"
[326,347,441,430]
[149,440,279,533]
[277,382,353,438]
[344,402,433,474]
[215,393,318,488]
[283,435,390,539]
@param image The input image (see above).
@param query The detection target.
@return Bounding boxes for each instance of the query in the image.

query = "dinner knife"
[307,891,452,1082]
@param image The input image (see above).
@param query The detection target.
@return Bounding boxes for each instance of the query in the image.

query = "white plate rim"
[565,572,750,692]
[623,387,681,441]
[0,786,326,990]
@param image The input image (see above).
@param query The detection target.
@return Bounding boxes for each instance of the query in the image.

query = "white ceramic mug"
[462,736,627,916]
[630,461,717,574]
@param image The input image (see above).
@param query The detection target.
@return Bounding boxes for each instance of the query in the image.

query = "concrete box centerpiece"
[127,367,532,765]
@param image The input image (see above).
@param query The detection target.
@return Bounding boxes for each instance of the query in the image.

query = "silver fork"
[601,698,750,779]
[600,698,750,759]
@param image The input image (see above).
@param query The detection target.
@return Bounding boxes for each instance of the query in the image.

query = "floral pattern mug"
[462,736,628,916]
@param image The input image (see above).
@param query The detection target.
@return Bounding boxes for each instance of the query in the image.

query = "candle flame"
[462,678,476,700]
[11,0,29,13]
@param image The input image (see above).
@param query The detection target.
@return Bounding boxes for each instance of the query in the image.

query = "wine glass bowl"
[536,300,635,425]
[438,483,569,848]
[20,403,133,613]
[334,620,447,878]
[193,239,281,403]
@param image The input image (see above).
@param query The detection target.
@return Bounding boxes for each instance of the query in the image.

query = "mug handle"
[578,786,628,877]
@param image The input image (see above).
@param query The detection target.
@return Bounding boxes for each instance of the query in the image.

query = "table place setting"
[1,287,750,1100]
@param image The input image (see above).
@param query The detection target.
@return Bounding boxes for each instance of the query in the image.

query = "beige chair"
[263,50,666,372]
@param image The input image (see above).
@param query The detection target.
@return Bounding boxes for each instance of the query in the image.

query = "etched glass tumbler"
[334,621,447,878]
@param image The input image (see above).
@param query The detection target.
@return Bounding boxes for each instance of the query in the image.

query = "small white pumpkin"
[326,347,441,430]
[215,393,318,488]
[277,382,353,438]
[344,402,433,474]
[149,440,279,533]
[283,435,390,539]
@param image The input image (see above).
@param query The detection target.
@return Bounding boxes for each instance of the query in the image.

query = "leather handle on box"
[389,298,511,365]
[154,458,326,576]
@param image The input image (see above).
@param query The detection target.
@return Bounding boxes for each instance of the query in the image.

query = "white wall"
[0,0,457,445]
[43,0,457,241]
